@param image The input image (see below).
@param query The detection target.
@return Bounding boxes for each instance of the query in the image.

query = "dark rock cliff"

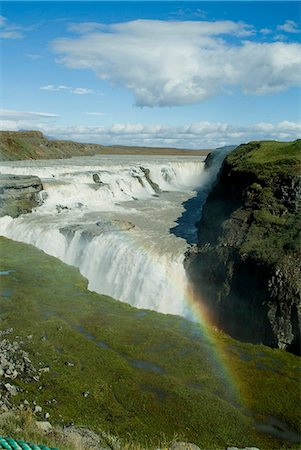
[0,174,43,217]
[185,140,301,354]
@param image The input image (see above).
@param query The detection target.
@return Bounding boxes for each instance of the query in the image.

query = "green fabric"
[0,438,57,450]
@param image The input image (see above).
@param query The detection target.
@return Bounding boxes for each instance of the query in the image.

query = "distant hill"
[0,130,210,160]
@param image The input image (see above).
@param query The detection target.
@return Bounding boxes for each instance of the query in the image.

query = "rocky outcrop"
[0,174,43,218]
[60,219,135,240]
[0,329,39,411]
[140,166,162,193]
[185,140,301,354]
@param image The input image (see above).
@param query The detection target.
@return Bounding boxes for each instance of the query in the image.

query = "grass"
[224,140,301,264]
[227,140,301,178]
[0,410,74,450]
[0,409,179,449]
[0,237,300,449]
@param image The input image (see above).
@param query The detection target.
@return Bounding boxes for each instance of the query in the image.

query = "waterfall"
[0,155,215,317]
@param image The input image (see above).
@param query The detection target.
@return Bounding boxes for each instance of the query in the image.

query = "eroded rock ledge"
[0,174,43,218]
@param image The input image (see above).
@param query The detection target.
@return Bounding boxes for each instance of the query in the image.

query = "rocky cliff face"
[185,140,301,355]
[0,174,43,217]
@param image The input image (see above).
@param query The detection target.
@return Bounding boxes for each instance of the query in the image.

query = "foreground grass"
[0,410,74,450]
[0,237,300,449]
[0,409,179,449]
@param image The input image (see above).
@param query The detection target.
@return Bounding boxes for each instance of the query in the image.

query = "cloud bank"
[1,110,299,149]
[52,19,301,107]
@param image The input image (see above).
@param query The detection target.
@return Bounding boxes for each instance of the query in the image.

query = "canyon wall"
[185,140,301,354]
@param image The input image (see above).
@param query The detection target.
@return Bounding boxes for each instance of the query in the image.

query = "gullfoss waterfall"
[0,156,210,316]
[0,154,242,405]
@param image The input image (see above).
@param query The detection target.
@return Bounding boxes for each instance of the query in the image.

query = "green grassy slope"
[0,237,300,449]
[227,140,300,175]
[226,140,301,264]
[0,131,209,160]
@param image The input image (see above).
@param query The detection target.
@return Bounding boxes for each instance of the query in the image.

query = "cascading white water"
[0,155,213,317]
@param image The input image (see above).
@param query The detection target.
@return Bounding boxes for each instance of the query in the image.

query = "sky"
[0,1,300,149]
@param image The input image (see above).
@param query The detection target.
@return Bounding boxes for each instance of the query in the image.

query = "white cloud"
[40,85,94,95]
[273,34,288,42]
[72,87,94,95]
[277,20,300,34]
[0,30,23,39]
[0,116,299,149]
[0,15,24,39]
[260,28,272,35]
[40,85,69,91]
[51,19,301,107]
[0,109,59,121]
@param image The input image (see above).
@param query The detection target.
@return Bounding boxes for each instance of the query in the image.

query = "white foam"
[0,155,214,317]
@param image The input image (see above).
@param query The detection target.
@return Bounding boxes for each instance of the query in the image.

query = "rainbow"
[186,286,243,406]
[0,166,244,406]
[109,226,243,407]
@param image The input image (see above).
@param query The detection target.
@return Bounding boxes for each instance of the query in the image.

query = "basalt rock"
[140,166,162,193]
[0,174,43,218]
[60,219,135,241]
[185,140,301,355]
[0,329,39,410]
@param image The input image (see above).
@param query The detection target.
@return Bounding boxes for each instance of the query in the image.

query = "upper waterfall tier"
[0,155,208,214]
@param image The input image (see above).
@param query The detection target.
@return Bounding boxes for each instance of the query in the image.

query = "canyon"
[0,154,213,318]
[0,138,299,449]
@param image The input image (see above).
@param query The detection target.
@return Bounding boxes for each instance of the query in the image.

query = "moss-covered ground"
[224,140,301,264]
[226,140,300,177]
[0,237,300,449]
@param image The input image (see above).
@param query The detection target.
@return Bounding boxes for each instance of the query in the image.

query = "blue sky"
[0,1,300,148]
